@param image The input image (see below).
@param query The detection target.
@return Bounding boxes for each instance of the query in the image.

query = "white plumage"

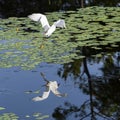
[32,81,66,101]
[28,13,66,37]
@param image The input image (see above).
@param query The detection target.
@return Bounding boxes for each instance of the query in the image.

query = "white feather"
[28,13,50,32]
[32,81,66,101]
[28,13,66,37]
[32,90,50,101]
[54,19,66,28]
[45,24,56,37]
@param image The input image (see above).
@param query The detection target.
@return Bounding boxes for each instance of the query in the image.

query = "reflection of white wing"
[49,81,65,97]
[28,13,50,32]
[32,87,50,101]
[54,19,66,28]
[32,80,66,102]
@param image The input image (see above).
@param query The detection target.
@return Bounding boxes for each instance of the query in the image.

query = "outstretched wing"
[54,19,66,28]
[28,13,50,32]
[32,87,50,101]
[45,24,56,37]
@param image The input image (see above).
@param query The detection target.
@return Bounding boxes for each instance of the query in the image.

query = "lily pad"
[0,107,5,111]
[0,6,120,69]
[0,113,19,120]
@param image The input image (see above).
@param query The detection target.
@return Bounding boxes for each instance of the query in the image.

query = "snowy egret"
[28,13,66,37]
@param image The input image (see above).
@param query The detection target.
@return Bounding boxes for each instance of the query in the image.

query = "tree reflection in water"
[53,46,120,120]
[0,0,119,18]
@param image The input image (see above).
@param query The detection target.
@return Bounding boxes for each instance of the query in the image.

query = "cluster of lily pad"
[0,107,49,120]
[0,6,120,69]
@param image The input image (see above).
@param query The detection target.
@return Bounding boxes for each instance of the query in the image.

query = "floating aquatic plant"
[0,107,5,111]
[0,113,19,120]
[0,6,120,69]
[0,112,49,120]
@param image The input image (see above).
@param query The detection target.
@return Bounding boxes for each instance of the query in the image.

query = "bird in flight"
[28,13,66,37]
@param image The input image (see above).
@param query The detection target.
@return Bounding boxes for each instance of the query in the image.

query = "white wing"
[28,13,50,32]
[54,19,66,28]
[32,87,50,101]
[45,24,56,37]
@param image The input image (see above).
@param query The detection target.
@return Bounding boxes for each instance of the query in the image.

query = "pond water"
[0,6,120,120]
[0,51,120,120]
[0,63,87,120]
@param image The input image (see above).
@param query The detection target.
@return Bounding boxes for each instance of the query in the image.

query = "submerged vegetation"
[0,6,120,70]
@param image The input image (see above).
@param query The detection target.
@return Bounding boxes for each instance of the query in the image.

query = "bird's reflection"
[32,73,67,102]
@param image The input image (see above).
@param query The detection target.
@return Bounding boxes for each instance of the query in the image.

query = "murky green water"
[0,6,120,120]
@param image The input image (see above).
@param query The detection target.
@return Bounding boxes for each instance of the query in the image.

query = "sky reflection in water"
[0,52,119,120]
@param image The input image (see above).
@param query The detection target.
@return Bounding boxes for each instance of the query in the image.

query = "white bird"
[32,81,66,101]
[28,13,66,37]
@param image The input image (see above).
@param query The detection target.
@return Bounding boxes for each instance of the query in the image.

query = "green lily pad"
[0,6,120,69]
[0,113,19,120]
[0,107,5,111]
